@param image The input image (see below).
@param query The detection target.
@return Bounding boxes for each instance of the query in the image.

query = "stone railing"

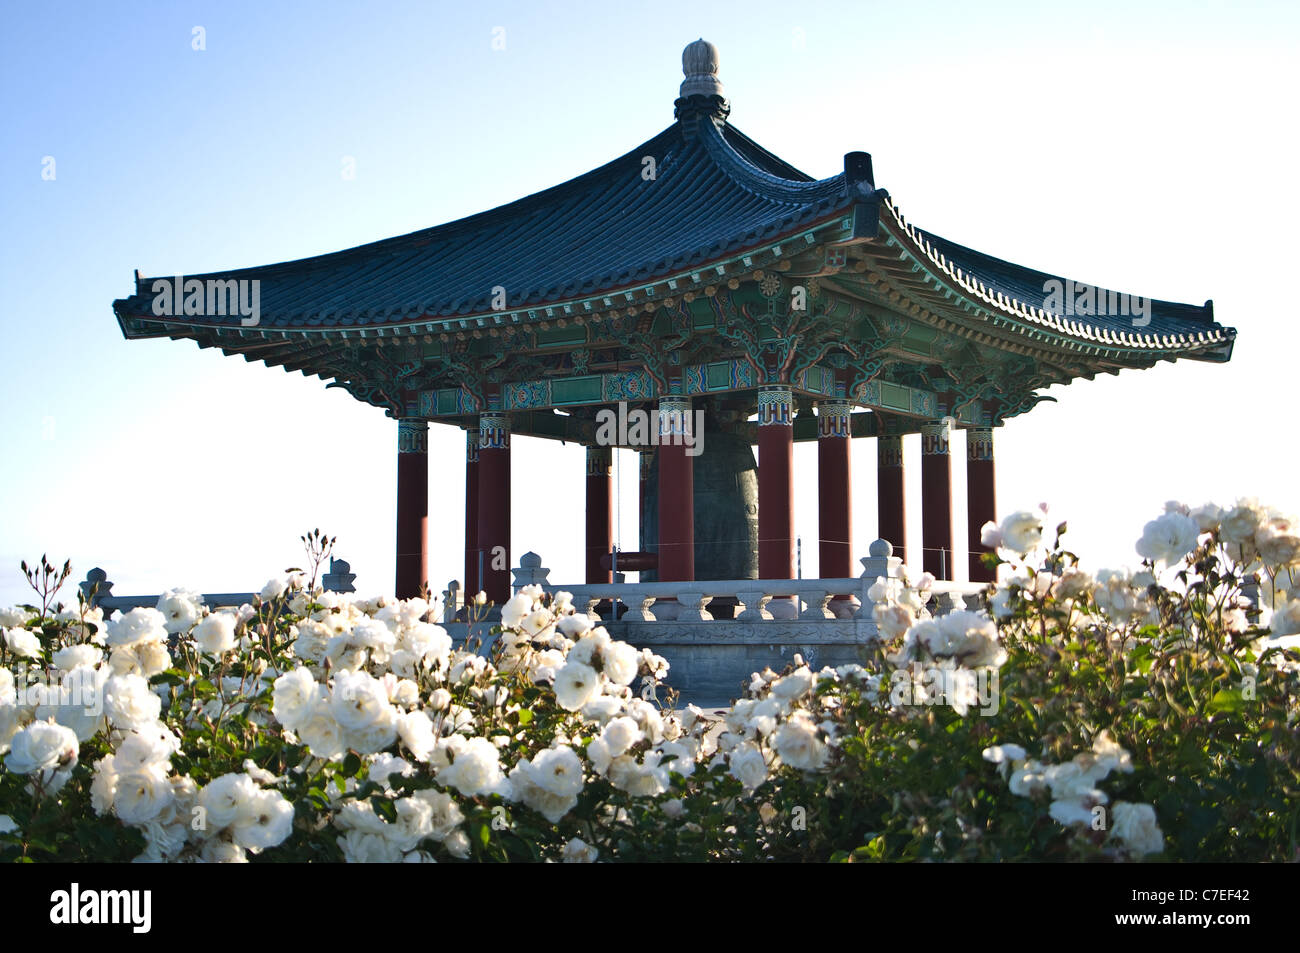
[481,539,987,705]
[496,539,986,634]
[78,559,359,614]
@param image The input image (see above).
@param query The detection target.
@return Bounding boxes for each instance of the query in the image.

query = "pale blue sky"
[2,0,1297,607]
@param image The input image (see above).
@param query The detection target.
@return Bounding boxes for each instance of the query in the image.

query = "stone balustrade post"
[798,588,835,620]
[442,581,462,624]
[674,591,714,622]
[80,568,113,609]
[855,538,902,621]
[511,552,551,591]
[322,558,356,594]
[736,590,773,621]
[622,593,658,622]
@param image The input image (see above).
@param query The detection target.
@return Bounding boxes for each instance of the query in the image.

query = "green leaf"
[1206,688,1245,716]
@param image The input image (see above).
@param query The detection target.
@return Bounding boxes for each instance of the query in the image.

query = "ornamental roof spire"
[676,38,729,122]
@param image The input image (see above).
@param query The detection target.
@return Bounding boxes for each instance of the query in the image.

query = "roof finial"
[680,38,724,98]
[676,39,729,123]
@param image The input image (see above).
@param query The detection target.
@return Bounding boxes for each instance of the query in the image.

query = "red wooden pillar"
[395,419,429,600]
[656,396,694,582]
[877,431,906,563]
[966,426,997,582]
[816,400,852,578]
[463,428,479,597]
[921,420,954,580]
[758,385,794,579]
[476,412,511,605]
[585,446,612,584]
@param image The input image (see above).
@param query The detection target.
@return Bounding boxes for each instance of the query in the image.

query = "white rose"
[500,594,533,630]
[1265,596,1300,649]
[5,719,79,784]
[330,670,394,732]
[193,613,237,656]
[1109,802,1164,856]
[1136,512,1200,566]
[199,838,248,863]
[337,828,404,863]
[272,668,320,732]
[411,788,465,838]
[155,588,204,635]
[1220,498,1267,546]
[980,520,1003,549]
[557,613,593,638]
[106,607,168,648]
[982,743,1027,764]
[443,828,472,859]
[51,644,101,671]
[728,741,769,791]
[114,770,174,824]
[1189,503,1224,533]
[527,745,584,798]
[388,797,435,852]
[35,665,108,742]
[109,640,171,678]
[335,800,388,833]
[1048,798,1095,828]
[771,666,814,701]
[999,509,1046,556]
[606,752,670,797]
[388,678,420,708]
[115,724,180,774]
[658,739,697,778]
[0,608,33,628]
[4,628,42,659]
[579,695,622,725]
[566,629,612,667]
[600,641,640,687]
[599,717,640,757]
[553,661,602,712]
[292,620,332,664]
[345,706,399,755]
[367,754,413,787]
[771,711,828,771]
[260,577,288,602]
[397,710,436,762]
[297,702,347,762]
[1008,760,1047,796]
[103,674,162,732]
[1256,516,1300,567]
[230,789,295,850]
[561,837,598,863]
[1052,567,1094,601]
[90,755,119,815]
[428,687,451,711]
[198,773,260,829]
[874,603,916,640]
[435,736,505,798]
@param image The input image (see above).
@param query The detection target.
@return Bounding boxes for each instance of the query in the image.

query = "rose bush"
[1,500,1298,862]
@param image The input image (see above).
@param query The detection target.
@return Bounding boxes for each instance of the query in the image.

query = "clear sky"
[1,0,1296,607]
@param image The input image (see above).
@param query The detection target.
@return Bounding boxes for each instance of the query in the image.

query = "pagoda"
[112,40,1236,606]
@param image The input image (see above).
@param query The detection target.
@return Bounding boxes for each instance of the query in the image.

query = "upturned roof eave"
[874,195,1235,363]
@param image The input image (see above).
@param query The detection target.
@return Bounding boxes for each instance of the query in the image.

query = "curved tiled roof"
[113,108,1233,365]
[114,119,849,331]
